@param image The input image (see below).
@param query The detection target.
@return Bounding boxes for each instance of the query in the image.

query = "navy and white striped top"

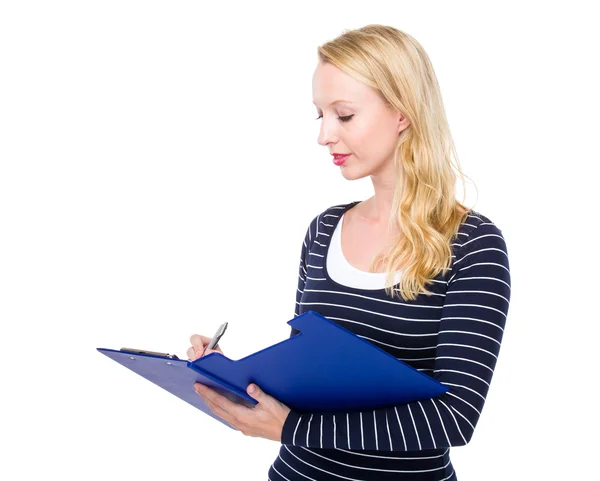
[268,200,511,481]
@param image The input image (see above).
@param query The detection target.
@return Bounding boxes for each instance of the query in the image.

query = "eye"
[315,114,354,122]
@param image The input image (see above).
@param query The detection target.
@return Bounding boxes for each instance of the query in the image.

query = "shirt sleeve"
[281,220,511,451]
[289,221,312,337]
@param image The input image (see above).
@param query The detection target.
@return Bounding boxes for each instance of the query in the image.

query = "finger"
[197,386,242,416]
[204,348,222,356]
[209,401,232,422]
[190,334,211,346]
[205,344,223,354]
[186,346,195,360]
[188,345,208,360]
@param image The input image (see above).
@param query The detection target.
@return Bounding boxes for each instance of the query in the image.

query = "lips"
[332,154,350,166]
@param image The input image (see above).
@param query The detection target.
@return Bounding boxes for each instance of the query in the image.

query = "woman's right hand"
[187,333,225,360]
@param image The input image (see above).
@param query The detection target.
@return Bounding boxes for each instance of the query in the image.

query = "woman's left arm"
[281,220,511,451]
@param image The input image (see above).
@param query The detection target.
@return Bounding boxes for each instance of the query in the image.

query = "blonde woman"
[191,24,511,481]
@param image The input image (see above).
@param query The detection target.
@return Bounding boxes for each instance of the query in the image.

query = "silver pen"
[202,321,228,356]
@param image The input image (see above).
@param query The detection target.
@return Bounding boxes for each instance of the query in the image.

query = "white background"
[1,1,598,480]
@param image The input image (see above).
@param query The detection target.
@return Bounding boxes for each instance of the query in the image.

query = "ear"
[397,114,410,134]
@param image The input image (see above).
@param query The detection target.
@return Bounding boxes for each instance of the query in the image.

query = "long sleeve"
[281,220,511,451]
[290,221,312,336]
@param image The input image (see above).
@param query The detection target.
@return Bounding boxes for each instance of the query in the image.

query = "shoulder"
[303,201,358,237]
[454,208,509,261]
[462,208,506,240]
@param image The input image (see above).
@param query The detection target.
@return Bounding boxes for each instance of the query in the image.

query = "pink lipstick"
[332,154,350,166]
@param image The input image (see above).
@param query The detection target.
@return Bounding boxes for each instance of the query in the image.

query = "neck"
[363,176,396,228]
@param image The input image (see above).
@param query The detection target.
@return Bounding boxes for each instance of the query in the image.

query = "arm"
[289,220,313,337]
[281,220,511,451]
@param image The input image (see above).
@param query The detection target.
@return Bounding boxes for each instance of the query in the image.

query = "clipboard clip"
[120,348,180,359]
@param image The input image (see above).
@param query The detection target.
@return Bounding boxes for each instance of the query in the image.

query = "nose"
[317,116,339,147]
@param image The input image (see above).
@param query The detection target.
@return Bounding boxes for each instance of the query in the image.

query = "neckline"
[337,213,399,277]
[322,201,399,293]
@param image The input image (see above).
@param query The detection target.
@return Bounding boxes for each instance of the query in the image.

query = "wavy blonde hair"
[317,25,478,301]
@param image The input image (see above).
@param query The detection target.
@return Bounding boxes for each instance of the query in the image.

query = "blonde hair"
[317,25,478,301]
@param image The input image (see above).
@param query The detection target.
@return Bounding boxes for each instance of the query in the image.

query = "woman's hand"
[194,382,292,442]
[187,333,225,360]
[188,333,292,441]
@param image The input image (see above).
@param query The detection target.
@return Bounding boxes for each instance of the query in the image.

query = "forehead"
[312,62,369,107]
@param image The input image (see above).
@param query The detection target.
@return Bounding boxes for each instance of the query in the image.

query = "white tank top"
[326,213,403,290]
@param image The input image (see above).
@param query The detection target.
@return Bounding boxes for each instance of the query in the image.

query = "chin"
[340,166,370,181]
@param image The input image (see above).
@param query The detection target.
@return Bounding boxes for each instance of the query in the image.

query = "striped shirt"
[268,200,511,481]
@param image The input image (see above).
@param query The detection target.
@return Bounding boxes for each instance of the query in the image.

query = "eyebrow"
[312,99,355,107]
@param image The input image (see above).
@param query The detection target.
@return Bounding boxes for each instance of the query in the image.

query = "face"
[312,61,410,181]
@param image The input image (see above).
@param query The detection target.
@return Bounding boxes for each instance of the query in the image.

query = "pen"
[202,321,228,356]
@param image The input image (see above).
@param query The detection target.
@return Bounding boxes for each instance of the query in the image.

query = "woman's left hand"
[194,382,292,442]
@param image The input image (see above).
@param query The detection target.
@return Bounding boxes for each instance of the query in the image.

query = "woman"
[189,24,511,481]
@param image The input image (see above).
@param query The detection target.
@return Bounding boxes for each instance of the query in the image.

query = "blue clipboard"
[97,310,448,430]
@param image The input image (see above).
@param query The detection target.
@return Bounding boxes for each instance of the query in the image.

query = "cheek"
[346,120,371,156]
[349,122,380,160]
[362,120,398,160]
